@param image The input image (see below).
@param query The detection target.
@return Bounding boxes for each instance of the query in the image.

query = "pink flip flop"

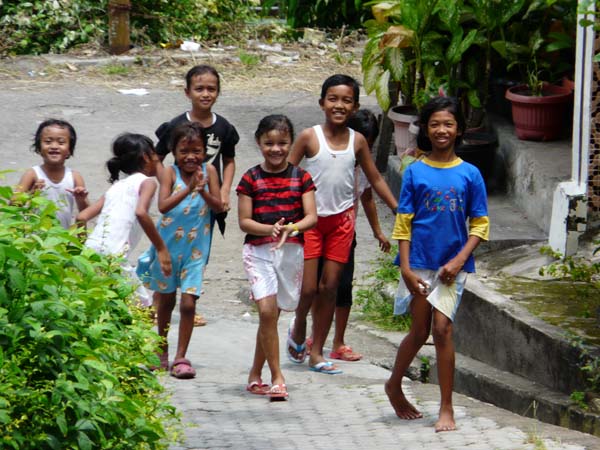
[266,383,289,401]
[170,358,196,379]
[246,380,270,395]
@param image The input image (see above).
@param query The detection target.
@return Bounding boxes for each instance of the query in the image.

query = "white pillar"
[548,1,595,256]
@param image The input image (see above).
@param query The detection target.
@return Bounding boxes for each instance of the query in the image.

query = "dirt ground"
[0,36,366,95]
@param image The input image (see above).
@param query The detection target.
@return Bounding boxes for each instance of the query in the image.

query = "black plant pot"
[456,130,499,190]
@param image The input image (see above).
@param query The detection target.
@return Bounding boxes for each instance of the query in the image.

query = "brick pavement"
[161,316,596,450]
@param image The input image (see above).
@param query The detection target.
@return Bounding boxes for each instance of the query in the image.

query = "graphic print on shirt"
[205,132,221,163]
[424,186,465,213]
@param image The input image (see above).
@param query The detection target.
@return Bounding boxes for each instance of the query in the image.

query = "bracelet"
[287,222,300,237]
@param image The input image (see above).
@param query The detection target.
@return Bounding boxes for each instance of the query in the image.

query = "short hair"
[185,64,220,93]
[32,119,77,155]
[254,114,295,142]
[347,109,379,143]
[320,74,360,103]
[416,96,465,151]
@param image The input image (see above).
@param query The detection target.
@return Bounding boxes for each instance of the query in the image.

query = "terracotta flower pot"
[505,83,573,141]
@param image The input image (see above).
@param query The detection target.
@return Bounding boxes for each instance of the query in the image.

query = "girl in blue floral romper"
[138,122,222,379]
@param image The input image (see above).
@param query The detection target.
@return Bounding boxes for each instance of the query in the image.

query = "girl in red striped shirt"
[236,115,317,400]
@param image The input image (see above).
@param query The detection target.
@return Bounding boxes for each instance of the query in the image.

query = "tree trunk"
[108,0,131,55]
[375,82,400,172]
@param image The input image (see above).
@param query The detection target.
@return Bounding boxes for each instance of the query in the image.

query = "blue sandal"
[286,317,307,364]
[309,361,343,375]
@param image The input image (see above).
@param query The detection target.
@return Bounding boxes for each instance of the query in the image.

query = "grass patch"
[355,254,411,332]
[103,64,130,76]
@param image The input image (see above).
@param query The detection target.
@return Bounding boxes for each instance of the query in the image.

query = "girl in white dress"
[77,133,172,306]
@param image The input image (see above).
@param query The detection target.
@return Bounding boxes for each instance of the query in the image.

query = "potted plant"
[495,3,575,141]
[362,0,470,156]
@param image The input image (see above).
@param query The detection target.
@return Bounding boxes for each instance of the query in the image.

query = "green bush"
[0,187,180,449]
[0,0,260,55]
[263,0,371,30]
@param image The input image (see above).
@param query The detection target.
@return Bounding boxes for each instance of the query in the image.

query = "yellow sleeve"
[469,216,490,241]
[391,213,414,240]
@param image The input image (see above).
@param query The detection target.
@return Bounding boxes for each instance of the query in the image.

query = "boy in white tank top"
[287,74,398,374]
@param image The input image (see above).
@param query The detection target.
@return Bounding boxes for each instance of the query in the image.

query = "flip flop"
[309,361,343,375]
[170,358,196,379]
[330,345,362,361]
[286,317,307,364]
[267,383,289,401]
[193,314,207,327]
[246,380,270,395]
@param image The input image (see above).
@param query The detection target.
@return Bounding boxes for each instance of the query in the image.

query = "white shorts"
[394,269,468,321]
[242,242,304,311]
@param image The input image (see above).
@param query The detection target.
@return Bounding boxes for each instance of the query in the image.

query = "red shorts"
[304,207,355,263]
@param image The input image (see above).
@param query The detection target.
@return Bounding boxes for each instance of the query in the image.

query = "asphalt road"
[1,71,599,449]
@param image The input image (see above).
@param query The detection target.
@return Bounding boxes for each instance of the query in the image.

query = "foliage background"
[0,0,260,55]
[0,188,180,449]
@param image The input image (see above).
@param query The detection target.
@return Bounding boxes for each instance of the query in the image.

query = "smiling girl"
[385,96,489,432]
[138,122,222,379]
[237,115,317,400]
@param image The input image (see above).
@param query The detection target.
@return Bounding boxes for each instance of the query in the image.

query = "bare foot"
[384,381,423,419]
[435,406,456,432]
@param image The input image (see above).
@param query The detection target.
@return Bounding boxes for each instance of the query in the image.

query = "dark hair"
[106,133,155,183]
[185,64,220,93]
[254,114,295,142]
[416,96,465,152]
[320,74,360,103]
[169,122,208,154]
[347,109,379,143]
[32,119,77,155]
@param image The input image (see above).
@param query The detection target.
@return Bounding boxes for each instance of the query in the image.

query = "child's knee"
[409,328,430,346]
[179,295,197,315]
[432,322,452,342]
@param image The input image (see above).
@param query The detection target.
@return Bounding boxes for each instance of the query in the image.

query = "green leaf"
[467,89,482,108]
[387,47,406,82]
[56,413,68,436]
[77,431,93,450]
[375,70,392,111]
[363,63,381,94]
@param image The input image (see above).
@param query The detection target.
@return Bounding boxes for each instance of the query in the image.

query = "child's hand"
[271,217,285,239]
[157,248,172,277]
[31,178,46,192]
[438,259,462,286]
[375,232,391,253]
[189,167,207,192]
[67,186,89,199]
[401,268,429,297]
[271,218,290,250]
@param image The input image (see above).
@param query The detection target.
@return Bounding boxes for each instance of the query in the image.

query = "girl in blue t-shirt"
[385,97,490,432]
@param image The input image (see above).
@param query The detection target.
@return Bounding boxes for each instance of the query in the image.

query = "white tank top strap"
[303,125,355,216]
[32,165,75,228]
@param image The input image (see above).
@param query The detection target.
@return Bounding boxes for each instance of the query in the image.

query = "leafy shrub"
[0,0,106,55]
[0,0,260,55]
[264,0,371,30]
[0,187,180,449]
